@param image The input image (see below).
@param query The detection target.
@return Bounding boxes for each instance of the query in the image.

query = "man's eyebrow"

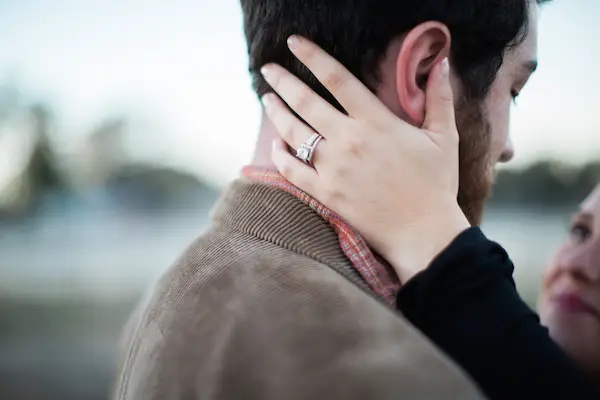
[583,210,595,221]
[573,211,594,225]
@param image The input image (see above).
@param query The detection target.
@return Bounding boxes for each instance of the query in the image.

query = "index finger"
[287,35,392,120]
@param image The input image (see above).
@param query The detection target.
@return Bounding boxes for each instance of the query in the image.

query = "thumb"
[422,58,458,136]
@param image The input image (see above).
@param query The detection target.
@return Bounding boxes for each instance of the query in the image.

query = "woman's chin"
[543,310,600,382]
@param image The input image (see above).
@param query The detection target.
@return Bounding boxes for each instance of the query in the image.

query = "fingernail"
[441,58,450,77]
[272,140,278,152]
[287,35,300,52]
[261,65,272,79]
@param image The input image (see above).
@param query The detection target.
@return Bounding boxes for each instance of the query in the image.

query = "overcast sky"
[0,0,598,184]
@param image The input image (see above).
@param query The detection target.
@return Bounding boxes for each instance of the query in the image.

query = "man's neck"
[251,112,280,168]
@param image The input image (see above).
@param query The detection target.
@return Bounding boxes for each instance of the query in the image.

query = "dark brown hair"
[240,0,550,110]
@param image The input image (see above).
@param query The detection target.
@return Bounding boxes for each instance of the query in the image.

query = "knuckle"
[332,165,348,180]
[280,118,296,142]
[342,136,364,158]
[321,190,333,205]
[321,186,342,206]
[292,89,313,116]
[302,44,319,66]
[439,93,454,106]
[320,172,346,203]
[322,71,346,93]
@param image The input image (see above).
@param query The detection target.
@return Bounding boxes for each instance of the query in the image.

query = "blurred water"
[0,206,571,299]
[0,208,211,299]
[482,207,570,301]
[0,204,572,399]
[0,206,213,399]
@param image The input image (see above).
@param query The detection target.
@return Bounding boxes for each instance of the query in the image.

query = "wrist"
[384,199,471,283]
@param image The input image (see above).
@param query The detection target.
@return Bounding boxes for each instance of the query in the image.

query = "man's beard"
[454,98,493,226]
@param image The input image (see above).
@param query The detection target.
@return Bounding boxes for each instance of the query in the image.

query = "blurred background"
[0,0,599,398]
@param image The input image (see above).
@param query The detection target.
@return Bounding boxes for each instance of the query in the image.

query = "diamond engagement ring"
[295,133,323,165]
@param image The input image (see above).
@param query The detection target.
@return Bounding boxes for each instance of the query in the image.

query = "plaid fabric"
[242,166,401,306]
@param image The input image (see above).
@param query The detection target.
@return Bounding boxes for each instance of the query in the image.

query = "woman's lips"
[552,293,600,320]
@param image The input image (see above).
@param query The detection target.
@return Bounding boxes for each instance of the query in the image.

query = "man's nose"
[499,137,515,163]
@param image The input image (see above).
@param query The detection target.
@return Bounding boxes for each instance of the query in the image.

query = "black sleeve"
[397,227,599,400]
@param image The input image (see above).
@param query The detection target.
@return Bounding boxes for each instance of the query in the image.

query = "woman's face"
[539,183,600,382]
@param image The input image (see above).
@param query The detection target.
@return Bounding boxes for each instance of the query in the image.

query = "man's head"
[241,0,547,225]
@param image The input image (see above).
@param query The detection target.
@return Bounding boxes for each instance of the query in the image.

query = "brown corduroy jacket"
[113,180,485,399]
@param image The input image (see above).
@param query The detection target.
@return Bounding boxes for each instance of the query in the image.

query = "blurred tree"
[76,117,128,187]
[105,163,220,210]
[25,104,65,191]
[492,159,600,208]
[574,161,600,202]
[0,97,67,219]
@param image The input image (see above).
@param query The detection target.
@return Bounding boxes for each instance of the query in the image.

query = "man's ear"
[395,22,452,126]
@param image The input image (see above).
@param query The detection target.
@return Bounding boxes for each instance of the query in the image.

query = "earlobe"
[395,22,451,126]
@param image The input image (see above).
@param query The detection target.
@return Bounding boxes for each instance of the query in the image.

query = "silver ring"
[295,133,323,165]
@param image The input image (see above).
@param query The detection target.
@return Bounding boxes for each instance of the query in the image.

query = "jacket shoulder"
[115,228,484,400]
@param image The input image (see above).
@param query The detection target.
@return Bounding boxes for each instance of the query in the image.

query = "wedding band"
[295,133,323,165]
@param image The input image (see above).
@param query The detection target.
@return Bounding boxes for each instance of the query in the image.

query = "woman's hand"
[260,36,470,282]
